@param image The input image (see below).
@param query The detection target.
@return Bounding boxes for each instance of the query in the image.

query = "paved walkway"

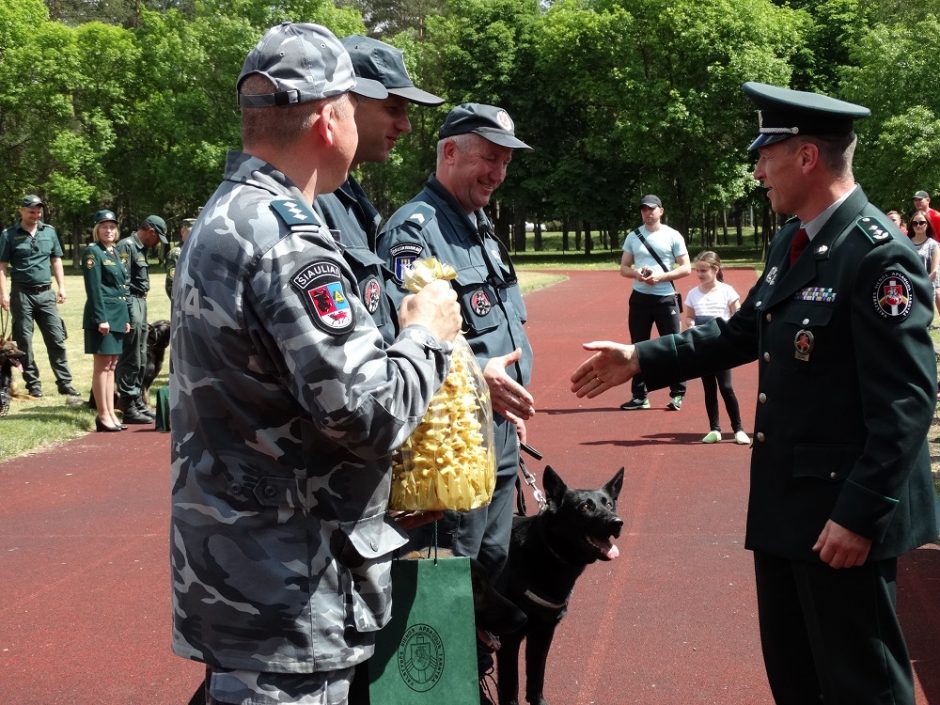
[1,269,937,704]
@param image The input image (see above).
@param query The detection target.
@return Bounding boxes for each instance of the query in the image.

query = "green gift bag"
[155,386,170,432]
[359,556,479,705]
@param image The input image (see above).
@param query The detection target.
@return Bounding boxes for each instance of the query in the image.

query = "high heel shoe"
[110,416,127,430]
[95,416,122,433]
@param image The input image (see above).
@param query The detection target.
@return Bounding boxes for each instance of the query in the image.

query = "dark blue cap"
[439,103,531,150]
[342,35,443,105]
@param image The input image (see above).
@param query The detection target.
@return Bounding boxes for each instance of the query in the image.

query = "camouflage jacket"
[169,151,452,674]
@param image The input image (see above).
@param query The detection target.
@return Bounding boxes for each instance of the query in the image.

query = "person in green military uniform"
[82,209,131,432]
[165,217,193,304]
[115,214,167,424]
[0,194,81,403]
[570,82,939,705]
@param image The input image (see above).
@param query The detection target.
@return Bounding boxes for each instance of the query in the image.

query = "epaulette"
[855,215,894,247]
[271,198,321,231]
[397,202,436,230]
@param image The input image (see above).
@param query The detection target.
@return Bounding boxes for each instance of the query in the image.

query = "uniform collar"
[801,184,858,240]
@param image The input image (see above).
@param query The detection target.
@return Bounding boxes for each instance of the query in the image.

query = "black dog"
[143,319,170,401]
[496,466,624,705]
[0,337,27,416]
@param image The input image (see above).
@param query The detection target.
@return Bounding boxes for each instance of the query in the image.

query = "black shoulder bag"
[632,227,683,313]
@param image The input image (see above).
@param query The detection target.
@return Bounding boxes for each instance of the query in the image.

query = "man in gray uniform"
[169,22,461,705]
[115,214,167,423]
[377,103,535,578]
[315,35,443,344]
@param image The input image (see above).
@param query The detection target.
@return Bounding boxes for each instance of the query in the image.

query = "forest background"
[2,0,938,258]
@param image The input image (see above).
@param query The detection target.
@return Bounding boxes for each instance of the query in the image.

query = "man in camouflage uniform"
[164,217,193,304]
[169,22,461,705]
[115,214,167,423]
[314,35,443,344]
[377,104,535,578]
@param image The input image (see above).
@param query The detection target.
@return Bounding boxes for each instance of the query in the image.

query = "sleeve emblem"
[872,271,913,320]
[290,260,355,334]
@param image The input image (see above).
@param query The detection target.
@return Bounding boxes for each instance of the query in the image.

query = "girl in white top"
[683,251,749,445]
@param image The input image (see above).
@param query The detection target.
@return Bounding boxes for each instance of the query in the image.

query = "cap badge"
[495,109,513,131]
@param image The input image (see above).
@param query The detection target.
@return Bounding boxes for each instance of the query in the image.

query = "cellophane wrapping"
[389,259,496,511]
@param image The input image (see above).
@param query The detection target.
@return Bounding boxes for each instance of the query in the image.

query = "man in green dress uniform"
[0,194,81,403]
[116,214,167,423]
[570,82,939,705]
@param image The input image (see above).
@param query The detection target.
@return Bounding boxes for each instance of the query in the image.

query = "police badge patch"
[872,271,913,321]
[85,255,96,270]
[390,242,423,283]
[362,276,381,314]
[470,289,491,316]
[290,260,355,334]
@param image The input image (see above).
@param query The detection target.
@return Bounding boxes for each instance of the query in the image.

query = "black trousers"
[753,551,914,705]
[627,290,685,399]
[701,368,743,432]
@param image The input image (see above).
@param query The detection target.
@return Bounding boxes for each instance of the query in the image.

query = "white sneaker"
[702,431,722,444]
[734,430,750,445]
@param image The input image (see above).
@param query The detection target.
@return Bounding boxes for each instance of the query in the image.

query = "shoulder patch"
[855,216,893,246]
[872,270,914,321]
[85,253,96,270]
[403,202,436,226]
[290,260,355,335]
[271,198,320,230]
[389,242,424,282]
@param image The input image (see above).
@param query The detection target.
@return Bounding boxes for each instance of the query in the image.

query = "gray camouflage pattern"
[170,151,451,674]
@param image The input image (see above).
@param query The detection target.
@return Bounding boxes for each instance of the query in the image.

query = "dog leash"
[517,441,548,515]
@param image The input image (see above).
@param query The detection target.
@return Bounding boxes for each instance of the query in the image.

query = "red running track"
[0,268,937,704]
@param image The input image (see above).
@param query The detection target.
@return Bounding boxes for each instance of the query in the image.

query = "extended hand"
[570,341,639,398]
[483,349,535,425]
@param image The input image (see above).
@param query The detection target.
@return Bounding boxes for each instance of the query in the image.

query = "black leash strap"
[516,442,547,516]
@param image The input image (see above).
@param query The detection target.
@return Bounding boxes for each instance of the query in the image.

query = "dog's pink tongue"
[604,540,620,560]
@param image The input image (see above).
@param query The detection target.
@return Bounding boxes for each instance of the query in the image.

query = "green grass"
[0,237,763,464]
[0,268,171,463]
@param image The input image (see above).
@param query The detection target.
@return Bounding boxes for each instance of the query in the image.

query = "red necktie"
[789,227,809,266]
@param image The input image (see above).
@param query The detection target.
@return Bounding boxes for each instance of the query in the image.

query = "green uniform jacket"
[639,187,939,562]
[81,243,130,331]
[116,233,150,296]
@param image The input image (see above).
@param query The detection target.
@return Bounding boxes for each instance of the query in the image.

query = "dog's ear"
[542,465,567,506]
[605,467,625,501]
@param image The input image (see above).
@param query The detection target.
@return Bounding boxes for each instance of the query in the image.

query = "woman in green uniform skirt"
[82,210,130,431]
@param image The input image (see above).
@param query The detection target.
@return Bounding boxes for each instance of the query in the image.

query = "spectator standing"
[619,194,691,411]
[165,217,194,303]
[115,214,167,423]
[81,209,130,432]
[0,194,81,403]
[912,190,940,240]
[315,35,443,344]
[907,214,940,317]
[571,81,939,705]
[377,103,535,578]
[169,22,460,705]
[886,209,907,236]
[683,250,748,445]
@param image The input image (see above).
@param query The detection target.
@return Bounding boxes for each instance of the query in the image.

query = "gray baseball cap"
[237,22,387,108]
[21,194,43,207]
[439,103,531,150]
[342,35,443,105]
